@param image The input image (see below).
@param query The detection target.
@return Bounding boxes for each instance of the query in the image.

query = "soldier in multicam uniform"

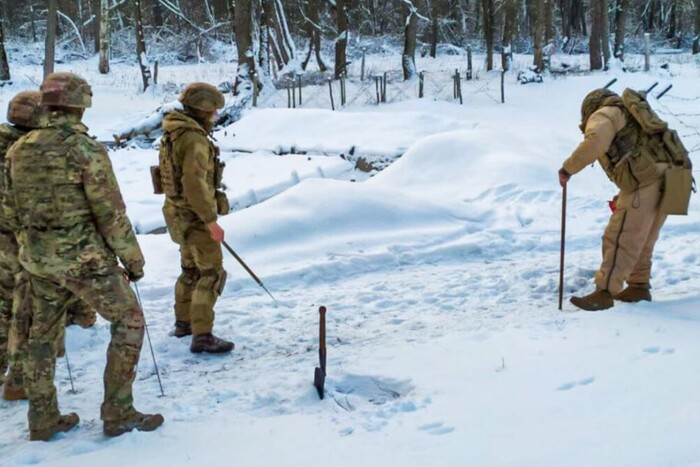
[4,72,163,441]
[157,82,234,354]
[0,91,95,402]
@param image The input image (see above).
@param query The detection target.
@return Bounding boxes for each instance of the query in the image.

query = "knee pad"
[199,269,227,296]
[178,266,200,287]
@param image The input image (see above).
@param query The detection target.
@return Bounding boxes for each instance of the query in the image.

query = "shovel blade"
[314,366,325,399]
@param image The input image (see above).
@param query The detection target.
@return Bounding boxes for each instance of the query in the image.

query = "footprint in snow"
[557,376,595,391]
[419,422,455,436]
[643,346,675,355]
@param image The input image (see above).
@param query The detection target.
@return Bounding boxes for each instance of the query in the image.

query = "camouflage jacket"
[0,123,28,233]
[160,111,222,225]
[4,112,145,278]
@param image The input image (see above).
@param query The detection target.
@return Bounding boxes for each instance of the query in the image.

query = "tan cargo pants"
[174,225,225,336]
[594,175,667,295]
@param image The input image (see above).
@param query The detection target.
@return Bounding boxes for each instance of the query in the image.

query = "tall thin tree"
[482,0,494,70]
[135,0,151,91]
[44,0,58,78]
[533,0,545,71]
[694,0,700,54]
[301,0,328,71]
[0,0,10,81]
[430,0,440,58]
[335,0,348,78]
[501,0,516,71]
[589,0,605,70]
[402,0,420,79]
[99,0,110,73]
[613,0,628,59]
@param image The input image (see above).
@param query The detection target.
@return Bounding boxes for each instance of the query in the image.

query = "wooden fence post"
[467,45,473,80]
[644,33,651,72]
[328,79,335,111]
[419,71,424,98]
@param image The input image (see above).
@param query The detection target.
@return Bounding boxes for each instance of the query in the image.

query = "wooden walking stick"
[313,306,327,399]
[558,183,567,311]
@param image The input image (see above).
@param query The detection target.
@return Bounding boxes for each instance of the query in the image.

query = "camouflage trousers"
[0,231,22,387]
[25,272,144,432]
[8,271,97,392]
[174,225,225,336]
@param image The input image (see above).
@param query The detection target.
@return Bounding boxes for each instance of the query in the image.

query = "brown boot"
[103,411,164,437]
[173,320,192,338]
[570,289,614,311]
[190,333,234,354]
[29,413,80,441]
[3,383,27,401]
[615,284,652,303]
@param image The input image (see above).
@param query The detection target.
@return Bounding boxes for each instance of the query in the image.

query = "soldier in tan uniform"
[158,82,234,354]
[4,73,163,440]
[559,89,671,311]
[0,92,95,402]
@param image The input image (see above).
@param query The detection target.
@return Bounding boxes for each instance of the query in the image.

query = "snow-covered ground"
[1,53,699,467]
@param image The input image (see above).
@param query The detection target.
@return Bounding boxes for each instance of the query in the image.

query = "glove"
[558,168,571,187]
[126,268,144,283]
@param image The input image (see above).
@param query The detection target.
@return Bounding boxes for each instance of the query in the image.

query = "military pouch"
[150,166,164,195]
[215,190,230,216]
[659,167,693,216]
[214,157,226,189]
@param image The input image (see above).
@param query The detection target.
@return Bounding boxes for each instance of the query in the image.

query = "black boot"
[190,333,234,354]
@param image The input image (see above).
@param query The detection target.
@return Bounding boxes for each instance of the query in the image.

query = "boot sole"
[190,345,234,354]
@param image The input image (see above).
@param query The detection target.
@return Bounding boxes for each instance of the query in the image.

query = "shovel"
[313,306,327,399]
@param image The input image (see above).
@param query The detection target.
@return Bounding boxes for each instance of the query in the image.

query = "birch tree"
[613,0,629,59]
[99,0,110,73]
[501,0,516,71]
[135,0,151,91]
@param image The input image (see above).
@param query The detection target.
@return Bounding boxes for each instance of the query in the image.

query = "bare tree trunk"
[334,0,348,78]
[502,0,516,71]
[44,0,58,78]
[590,0,604,70]
[601,0,611,67]
[544,0,554,44]
[667,0,677,40]
[234,0,258,96]
[301,0,327,71]
[482,0,494,70]
[403,1,420,79]
[261,0,271,73]
[91,0,100,52]
[430,0,440,58]
[266,0,296,70]
[152,0,164,29]
[99,0,109,73]
[533,0,545,71]
[613,0,629,59]
[0,0,10,81]
[694,0,700,54]
[135,0,151,91]
[30,3,38,42]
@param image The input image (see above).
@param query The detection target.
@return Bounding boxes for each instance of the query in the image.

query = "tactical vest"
[0,124,26,232]
[9,127,93,230]
[158,128,224,199]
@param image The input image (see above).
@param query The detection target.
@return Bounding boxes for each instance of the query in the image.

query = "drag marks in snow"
[557,376,596,391]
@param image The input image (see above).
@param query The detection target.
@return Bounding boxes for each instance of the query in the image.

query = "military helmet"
[179,82,225,112]
[40,72,93,108]
[580,88,620,130]
[7,91,44,128]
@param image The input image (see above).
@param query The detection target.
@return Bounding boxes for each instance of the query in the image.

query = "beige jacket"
[562,106,626,176]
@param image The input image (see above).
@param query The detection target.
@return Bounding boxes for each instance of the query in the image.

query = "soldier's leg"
[594,179,664,295]
[65,298,97,329]
[627,207,668,286]
[0,233,20,386]
[24,276,72,433]
[185,227,225,336]
[174,245,198,327]
[62,272,144,422]
[4,271,31,399]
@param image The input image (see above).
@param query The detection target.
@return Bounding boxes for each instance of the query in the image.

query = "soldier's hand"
[126,269,144,283]
[207,222,225,243]
[558,168,571,187]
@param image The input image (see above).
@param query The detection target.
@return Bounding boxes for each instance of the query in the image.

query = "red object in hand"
[608,199,617,213]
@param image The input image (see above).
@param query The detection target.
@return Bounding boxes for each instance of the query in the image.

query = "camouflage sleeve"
[562,107,626,176]
[78,136,145,275]
[0,154,20,233]
[177,132,217,224]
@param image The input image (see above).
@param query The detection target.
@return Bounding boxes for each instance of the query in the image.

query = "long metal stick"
[558,183,567,311]
[64,353,75,394]
[133,282,165,397]
[222,240,277,303]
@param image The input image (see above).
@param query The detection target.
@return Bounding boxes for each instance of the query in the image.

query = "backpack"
[614,88,694,214]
